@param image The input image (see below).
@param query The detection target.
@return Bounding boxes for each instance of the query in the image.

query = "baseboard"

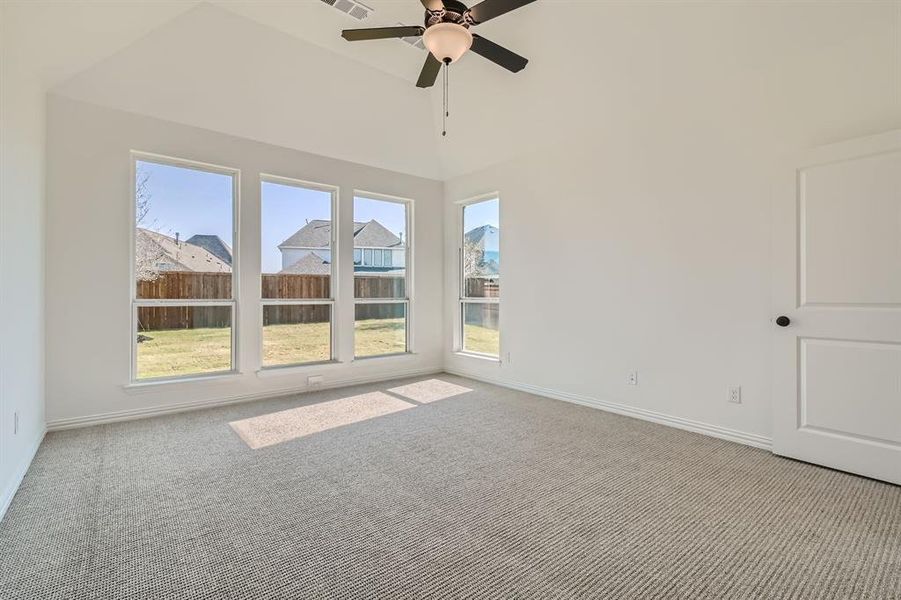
[0,426,46,522]
[47,366,443,431]
[445,369,773,450]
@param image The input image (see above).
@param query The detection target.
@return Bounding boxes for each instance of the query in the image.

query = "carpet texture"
[0,375,898,599]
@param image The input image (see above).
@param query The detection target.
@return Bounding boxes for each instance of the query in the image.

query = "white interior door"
[772,130,901,485]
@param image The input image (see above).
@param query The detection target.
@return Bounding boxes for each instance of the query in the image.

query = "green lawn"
[136,318,499,379]
[463,324,500,356]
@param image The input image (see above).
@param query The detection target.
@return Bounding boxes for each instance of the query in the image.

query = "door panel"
[773,131,901,485]
[801,152,901,306]
[801,338,901,446]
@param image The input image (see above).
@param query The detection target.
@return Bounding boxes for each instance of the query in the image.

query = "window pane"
[355,303,406,357]
[136,305,232,379]
[462,302,499,356]
[262,180,333,299]
[354,196,407,299]
[262,304,331,366]
[135,160,233,300]
[462,198,499,298]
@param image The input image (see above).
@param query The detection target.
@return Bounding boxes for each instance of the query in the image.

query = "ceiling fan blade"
[466,0,536,24]
[420,0,445,11]
[342,26,424,41]
[416,53,442,88]
[470,34,528,73]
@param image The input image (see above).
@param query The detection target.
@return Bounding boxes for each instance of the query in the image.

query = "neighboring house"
[186,234,232,266]
[464,224,500,277]
[136,228,232,276]
[277,252,330,275]
[278,219,405,275]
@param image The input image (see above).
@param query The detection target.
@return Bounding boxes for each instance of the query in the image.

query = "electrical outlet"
[505,352,511,364]
[627,370,638,386]
[13,411,19,435]
[308,375,324,388]
[729,385,742,404]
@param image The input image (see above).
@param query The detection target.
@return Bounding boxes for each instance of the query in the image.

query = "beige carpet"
[0,374,898,599]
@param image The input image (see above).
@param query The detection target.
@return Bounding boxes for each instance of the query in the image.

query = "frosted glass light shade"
[423,23,473,64]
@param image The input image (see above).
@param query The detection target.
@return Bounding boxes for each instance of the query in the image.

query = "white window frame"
[457,193,500,359]
[353,191,413,358]
[260,174,339,369]
[129,151,241,383]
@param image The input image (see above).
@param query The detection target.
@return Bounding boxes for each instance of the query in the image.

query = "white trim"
[457,194,501,356]
[260,174,339,367]
[445,369,773,450]
[122,371,243,392]
[453,350,501,363]
[0,427,46,523]
[353,191,414,356]
[47,366,442,431]
[260,173,339,195]
[130,151,241,383]
[455,190,501,206]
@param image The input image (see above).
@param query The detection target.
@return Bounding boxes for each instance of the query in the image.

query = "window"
[460,196,500,357]
[353,194,410,358]
[261,176,337,367]
[354,249,362,265]
[132,155,237,381]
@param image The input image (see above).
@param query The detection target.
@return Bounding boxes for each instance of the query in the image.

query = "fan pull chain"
[442,59,450,137]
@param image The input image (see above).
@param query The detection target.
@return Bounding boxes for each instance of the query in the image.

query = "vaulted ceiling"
[8,0,901,180]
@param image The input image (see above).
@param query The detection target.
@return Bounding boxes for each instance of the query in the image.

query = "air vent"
[320,0,373,21]
[398,23,426,50]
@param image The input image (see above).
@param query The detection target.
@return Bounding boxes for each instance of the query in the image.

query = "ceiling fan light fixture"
[422,22,473,64]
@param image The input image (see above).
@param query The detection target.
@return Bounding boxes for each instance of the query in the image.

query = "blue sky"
[464,198,500,257]
[137,161,412,273]
[464,198,500,232]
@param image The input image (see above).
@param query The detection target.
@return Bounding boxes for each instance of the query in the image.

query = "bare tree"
[134,168,165,281]
[462,239,487,280]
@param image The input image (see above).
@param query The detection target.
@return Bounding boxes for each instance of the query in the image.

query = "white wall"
[53,3,442,181]
[443,3,901,442]
[0,7,47,515]
[45,96,444,426]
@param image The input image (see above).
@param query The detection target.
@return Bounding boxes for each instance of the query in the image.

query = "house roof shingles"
[137,228,232,273]
[186,234,232,266]
[278,253,331,275]
[279,220,402,249]
[464,224,498,245]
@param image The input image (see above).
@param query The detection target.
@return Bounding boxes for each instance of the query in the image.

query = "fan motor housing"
[425,0,472,27]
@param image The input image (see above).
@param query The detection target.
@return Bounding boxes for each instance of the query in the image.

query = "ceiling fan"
[341,0,536,88]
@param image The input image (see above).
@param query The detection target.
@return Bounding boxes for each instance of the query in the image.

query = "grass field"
[136,319,500,379]
[462,324,501,356]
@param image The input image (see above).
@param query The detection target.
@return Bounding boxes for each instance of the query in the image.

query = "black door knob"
[775,316,791,327]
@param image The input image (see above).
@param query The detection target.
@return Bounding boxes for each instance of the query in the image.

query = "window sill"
[453,351,501,364]
[353,352,417,362]
[256,360,341,378]
[123,371,244,393]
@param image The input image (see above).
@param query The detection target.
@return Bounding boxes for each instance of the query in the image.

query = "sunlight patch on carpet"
[230,391,414,449]
[387,379,473,404]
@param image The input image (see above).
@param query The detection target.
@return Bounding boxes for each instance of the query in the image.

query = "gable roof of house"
[277,253,331,275]
[137,228,232,273]
[464,224,498,245]
[279,220,401,249]
[186,234,232,265]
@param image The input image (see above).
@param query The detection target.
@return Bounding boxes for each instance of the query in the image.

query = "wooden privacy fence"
[136,272,406,330]
[464,278,499,298]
